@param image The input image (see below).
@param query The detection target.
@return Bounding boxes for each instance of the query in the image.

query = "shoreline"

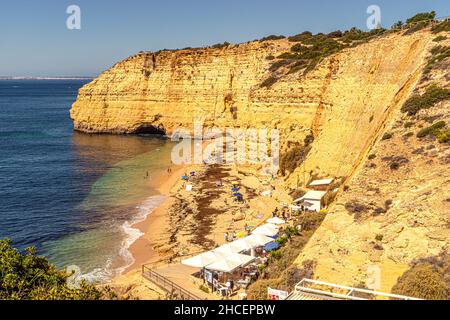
[121,163,190,273]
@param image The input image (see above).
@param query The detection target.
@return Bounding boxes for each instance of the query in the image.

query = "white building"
[293,190,327,212]
[308,178,334,191]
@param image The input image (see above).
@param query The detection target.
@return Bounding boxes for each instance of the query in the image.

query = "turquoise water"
[0,80,174,281]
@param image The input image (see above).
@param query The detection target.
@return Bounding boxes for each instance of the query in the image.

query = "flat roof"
[309,178,333,186]
[294,190,327,202]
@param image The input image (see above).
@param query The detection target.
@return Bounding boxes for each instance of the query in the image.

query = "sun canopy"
[252,223,279,237]
[266,217,286,225]
[227,239,253,253]
[206,253,255,273]
[244,234,274,247]
[181,251,224,268]
[213,244,239,256]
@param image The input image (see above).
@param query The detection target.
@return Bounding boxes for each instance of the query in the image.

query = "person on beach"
[224,232,229,242]
[226,281,231,297]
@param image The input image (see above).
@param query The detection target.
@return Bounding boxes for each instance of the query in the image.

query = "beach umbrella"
[233,193,242,197]
[231,181,240,185]
[266,217,286,225]
[264,241,280,251]
[181,175,189,180]
[232,187,240,192]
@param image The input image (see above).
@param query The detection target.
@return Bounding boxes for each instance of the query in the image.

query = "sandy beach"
[109,159,291,299]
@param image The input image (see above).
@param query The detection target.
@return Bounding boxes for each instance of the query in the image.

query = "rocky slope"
[294,33,449,293]
[71,25,449,294]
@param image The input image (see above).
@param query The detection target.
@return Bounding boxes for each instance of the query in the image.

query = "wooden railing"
[142,265,202,300]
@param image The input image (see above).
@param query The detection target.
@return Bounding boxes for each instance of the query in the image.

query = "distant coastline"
[0,76,94,80]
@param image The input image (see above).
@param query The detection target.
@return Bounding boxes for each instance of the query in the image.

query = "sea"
[0,79,175,282]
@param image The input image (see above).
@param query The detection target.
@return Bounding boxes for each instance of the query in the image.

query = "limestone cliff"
[71,30,435,177]
[71,26,449,294]
[293,33,450,293]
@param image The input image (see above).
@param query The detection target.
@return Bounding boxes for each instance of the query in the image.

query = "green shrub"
[298,211,327,231]
[417,121,446,138]
[423,46,450,75]
[436,129,450,143]
[404,21,431,35]
[0,238,105,300]
[269,59,292,72]
[345,200,368,215]
[284,226,300,237]
[288,31,313,42]
[392,21,404,29]
[280,145,311,176]
[211,42,231,49]
[431,19,450,34]
[275,235,289,246]
[401,85,450,115]
[433,35,447,42]
[304,134,314,146]
[406,11,436,25]
[404,121,415,128]
[269,250,282,260]
[392,265,448,300]
[390,162,400,170]
[382,132,393,140]
[322,189,338,207]
[328,30,343,38]
[259,35,285,42]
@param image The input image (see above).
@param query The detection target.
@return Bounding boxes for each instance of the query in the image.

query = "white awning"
[181,251,225,268]
[213,244,239,256]
[252,223,279,237]
[206,253,255,273]
[228,238,254,252]
[244,234,274,247]
[266,217,286,225]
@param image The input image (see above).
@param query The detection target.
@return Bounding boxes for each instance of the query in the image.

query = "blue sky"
[0,0,448,76]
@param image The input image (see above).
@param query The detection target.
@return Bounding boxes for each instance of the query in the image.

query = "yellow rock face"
[71,30,431,179]
[293,33,450,293]
[71,28,449,293]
